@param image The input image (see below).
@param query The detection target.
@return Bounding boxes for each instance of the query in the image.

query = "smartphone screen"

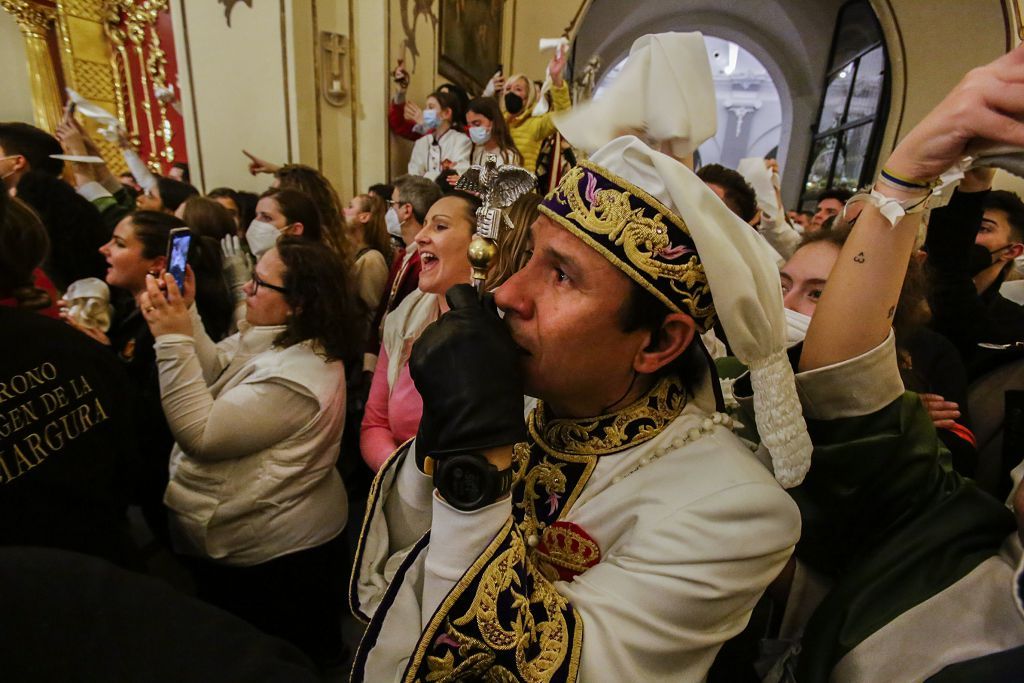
[166,228,191,291]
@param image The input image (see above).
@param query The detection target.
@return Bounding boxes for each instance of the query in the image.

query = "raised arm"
[801,46,1024,372]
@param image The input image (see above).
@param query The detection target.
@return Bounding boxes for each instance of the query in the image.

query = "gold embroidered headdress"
[541,135,813,489]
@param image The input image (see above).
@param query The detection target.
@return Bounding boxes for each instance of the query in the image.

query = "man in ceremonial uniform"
[349,137,806,681]
[348,35,818,681]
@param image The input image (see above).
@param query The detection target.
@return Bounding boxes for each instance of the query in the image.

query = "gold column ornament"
[2,1,63,132]
[103,0,173,172]
[103,2,138,148]
[55,0,127,173]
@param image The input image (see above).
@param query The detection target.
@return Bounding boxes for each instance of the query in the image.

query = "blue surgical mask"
[469,126,491,145]
[422,109,439,129]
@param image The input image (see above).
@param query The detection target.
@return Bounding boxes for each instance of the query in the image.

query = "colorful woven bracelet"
[879,167,936,190]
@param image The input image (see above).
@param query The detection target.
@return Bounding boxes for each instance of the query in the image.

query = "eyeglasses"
[251,272,290,295]
[387,199,406,208]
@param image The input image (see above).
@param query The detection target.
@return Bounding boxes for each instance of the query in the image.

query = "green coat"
[724,348,1016,681]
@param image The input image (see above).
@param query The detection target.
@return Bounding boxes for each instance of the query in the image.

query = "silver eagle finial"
[454,155,536,293]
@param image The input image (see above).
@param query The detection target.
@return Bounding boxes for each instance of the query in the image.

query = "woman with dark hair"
[0,197,58,315]
[466,96,523,167]
[360,191,482,471]
[245,188,323,259]
[140,236,356,668]
[0,176,140,568]
[780,227,977,475]
[177,196,236,241]
[137,176,199,215]
[226,188,327,329]
[271,164,348,258]
[206,187,242,231]
[58,211,228,542]
[407,89,472,180]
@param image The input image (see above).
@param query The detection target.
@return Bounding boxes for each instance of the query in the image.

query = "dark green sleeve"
[793,394,1014,682]
[92,187,136,232]
[726,355,1015,682]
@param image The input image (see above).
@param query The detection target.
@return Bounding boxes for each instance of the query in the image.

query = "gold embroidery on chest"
[408,377,686,682]
[439,533,571,683]
[515,458,568,542]
[533,375,687,456]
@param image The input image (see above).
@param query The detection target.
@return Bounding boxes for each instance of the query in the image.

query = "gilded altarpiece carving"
[101,1,187,173]
[1,0,186,175]
[1,0,63,133]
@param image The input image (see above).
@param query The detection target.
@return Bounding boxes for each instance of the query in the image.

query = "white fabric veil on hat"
[554,32,717,158]
[581,136,813,488]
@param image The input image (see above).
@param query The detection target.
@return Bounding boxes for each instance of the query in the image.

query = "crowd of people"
[3,31,1024,683]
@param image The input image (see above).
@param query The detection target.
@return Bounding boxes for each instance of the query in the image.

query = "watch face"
[444,461,487,507]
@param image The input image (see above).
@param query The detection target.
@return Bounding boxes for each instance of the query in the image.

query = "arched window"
[594,37,783,168]
[799,0,889,209]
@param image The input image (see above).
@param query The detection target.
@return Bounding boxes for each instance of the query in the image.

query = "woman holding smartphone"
[63,211,231,543]
[140,237,356,670]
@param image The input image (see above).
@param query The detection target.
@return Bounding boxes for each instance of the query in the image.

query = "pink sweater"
[360,343,423,471]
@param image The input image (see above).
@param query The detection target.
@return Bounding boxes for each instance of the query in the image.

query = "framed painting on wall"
[438,0,503,93]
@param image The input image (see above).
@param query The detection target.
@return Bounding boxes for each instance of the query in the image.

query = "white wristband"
[844,188,929,228]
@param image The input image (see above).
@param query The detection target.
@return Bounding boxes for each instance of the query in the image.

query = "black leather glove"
[410,284,528,465]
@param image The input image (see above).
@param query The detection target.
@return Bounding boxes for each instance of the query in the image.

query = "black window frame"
[799,0,891,210]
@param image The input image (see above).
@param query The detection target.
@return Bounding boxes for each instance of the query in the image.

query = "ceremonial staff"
[454,155,536,293]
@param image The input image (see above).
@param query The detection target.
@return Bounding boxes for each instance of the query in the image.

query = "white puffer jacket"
[158,322,347,566]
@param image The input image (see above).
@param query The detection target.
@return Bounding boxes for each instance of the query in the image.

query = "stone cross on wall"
[321,31,348,106]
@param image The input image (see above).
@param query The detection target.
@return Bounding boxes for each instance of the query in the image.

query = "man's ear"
[633,313,697,375]
[1007,242,1024,260]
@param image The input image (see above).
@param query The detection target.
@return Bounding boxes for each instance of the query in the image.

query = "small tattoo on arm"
[853,252,866,263]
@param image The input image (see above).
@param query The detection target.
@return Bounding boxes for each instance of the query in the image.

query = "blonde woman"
[491,50,571,173]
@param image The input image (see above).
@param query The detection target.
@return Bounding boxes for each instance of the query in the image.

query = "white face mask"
[385,206,404,238]
[784,307,812,347]
[246,219,282,258]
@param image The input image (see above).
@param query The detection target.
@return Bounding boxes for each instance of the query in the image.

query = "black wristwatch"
[433,452,513,512]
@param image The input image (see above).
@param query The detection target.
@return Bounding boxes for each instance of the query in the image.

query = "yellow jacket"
[508,82,572,173]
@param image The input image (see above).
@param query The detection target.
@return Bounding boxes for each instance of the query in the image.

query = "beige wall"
[873,0,1011,166]
[170,0,293,193]
[0,12,36,125]
[169,0,385,201]
[872,0,1023,192]
[167,0,591,192]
